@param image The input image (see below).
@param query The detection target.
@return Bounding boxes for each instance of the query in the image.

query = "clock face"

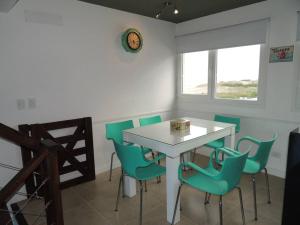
[122,28,143,53]
[127,32,141,50]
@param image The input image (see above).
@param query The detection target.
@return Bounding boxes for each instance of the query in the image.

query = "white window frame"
[178,44,267,107]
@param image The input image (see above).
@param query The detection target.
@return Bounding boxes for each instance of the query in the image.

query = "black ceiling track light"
[155,1,179,19]
[79,0,265,23]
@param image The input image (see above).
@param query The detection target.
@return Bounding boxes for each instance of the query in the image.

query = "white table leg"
[123,176,136,197]
[166,155,181,224]
[230,127,236,149]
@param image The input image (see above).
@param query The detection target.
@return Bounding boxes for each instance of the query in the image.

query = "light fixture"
[164,1,172,7]
[155,11,161,18]
[174,7,179,15]
[154,1,180,19]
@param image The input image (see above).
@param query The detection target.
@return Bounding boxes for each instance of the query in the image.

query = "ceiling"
[79,0,266,23]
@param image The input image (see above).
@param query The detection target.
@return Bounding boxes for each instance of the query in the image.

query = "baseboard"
[95,161,121,175]
[266,166,285,178]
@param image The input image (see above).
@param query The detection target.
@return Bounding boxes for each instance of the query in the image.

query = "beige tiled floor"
[20,154,285,225]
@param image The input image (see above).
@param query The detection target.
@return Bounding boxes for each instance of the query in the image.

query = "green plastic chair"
[139,115,162,126]
[139,115,166,185]
[205,114,241,150]
[139,115,166,158]
[171,148,249,225]
[235,134,277,220]
[105,120,151,182]
[139,115,163,156]
[113,141,165,225]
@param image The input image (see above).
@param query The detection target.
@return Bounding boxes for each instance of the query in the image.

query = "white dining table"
[123,117,236,224]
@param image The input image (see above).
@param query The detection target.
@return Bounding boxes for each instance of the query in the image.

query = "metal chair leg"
[139,181,144,225]
[157,175,161,184]
[192,148,197,162]
[264,168,271,204]
[157,176,161,183]
[150,151,161,184]
[151,151,155,159]
[114,173,123,211]
[181,155,187,171]
[251,175,258,220]
[219,195,223,225]
[181,154,185,164]
[121,170,125,198]
[204,192,211,205]
[171,184,182,225]
[157,156,161,184]
[236,187,246,225]
[109,152,115,181]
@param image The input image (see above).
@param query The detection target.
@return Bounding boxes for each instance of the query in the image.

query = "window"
[180,44,262,101]
[215,45,260,100]
[182,51,209,95]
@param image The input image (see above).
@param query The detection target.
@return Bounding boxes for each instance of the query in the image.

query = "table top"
[124,117,235,146]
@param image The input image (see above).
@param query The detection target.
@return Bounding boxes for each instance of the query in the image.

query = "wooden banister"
[0,124,64,225]
[0,123,39,151]
[43,140,64,225]
[0,203,12,224]
[0,150,48,205]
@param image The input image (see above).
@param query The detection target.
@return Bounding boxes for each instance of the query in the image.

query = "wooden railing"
[0,123,64,225]
[19,117,95,191]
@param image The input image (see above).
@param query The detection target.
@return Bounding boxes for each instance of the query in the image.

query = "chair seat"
[182,167,229,195]
[205,139,225,149]
[135,164,166,181]
[243,159,261,174]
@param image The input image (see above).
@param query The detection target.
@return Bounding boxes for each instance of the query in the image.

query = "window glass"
[182,51,209,95]
[215,45,261,100]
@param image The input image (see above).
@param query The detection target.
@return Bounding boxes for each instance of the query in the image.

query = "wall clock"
[121,28,143,53]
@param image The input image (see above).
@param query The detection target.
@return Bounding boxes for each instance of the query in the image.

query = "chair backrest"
[218,152,249,191]
[105,120,134,144]
[252,134,278,170]
[113,141,149,177]
[214,114,241,133]
[139,115,162,126]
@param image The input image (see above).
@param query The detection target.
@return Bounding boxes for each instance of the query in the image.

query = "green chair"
[105,120,151,181]
[171,148,249,225]
[139,115,163,157]
[235,134,277,220]
[139,115,166,185]
[205,114,241,150]
[139,115,162,126]
[113,141,166,225]
[139,115,166,158]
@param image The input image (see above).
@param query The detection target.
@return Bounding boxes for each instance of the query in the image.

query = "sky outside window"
[215,45,260,100]
[216,45,260,82]
[182,51,209,95]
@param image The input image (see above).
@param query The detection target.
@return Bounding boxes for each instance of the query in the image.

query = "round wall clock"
[121,28,143,53]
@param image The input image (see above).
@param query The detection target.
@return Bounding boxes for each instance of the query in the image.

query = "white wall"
[1,0,300,197]
[0,0,176,190]
[175,0,300,177]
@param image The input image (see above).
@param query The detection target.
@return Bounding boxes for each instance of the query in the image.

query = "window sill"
[178,94,265,108]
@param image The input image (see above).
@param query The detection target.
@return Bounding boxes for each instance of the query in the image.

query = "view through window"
[215,45,260,100]
[181,44,261,101]
[182,51,208,95]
